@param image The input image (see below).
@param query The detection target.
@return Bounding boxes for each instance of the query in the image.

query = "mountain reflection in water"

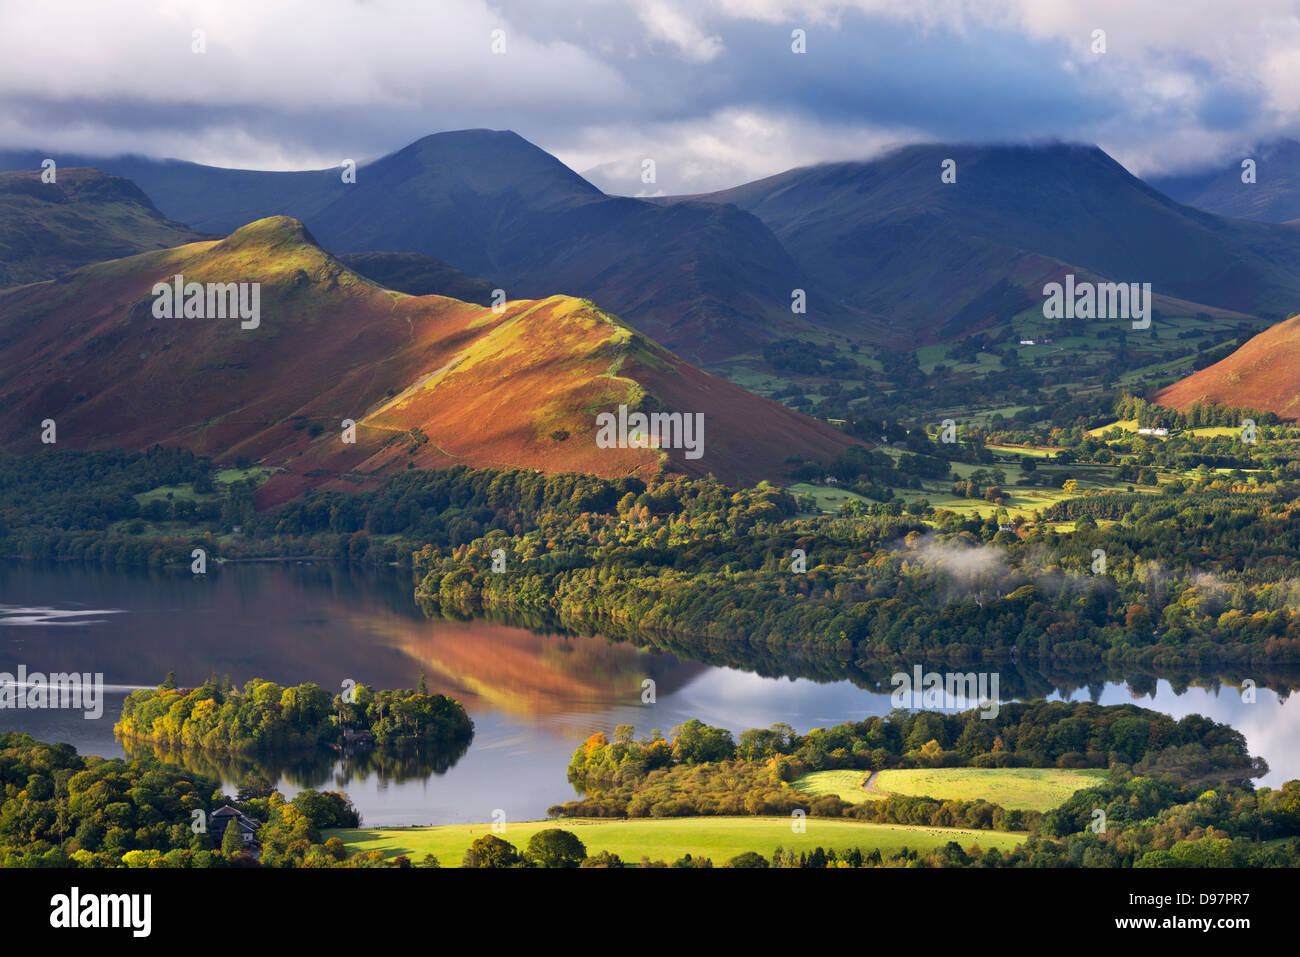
[1,560,1296,825]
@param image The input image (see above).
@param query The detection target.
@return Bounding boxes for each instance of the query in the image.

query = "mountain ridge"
[0,216,859,498]
[0,132,840,363]
[676,141,1300,340]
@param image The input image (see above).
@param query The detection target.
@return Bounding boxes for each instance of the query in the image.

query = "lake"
[1,560,1296,826]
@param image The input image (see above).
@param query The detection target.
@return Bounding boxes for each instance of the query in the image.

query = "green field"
[788,482,875,514]
[793,767,1108,812]
[134,466,276,504]
[793,770,874,802]
[330,816,1026,866]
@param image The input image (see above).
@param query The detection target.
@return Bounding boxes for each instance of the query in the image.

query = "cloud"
[566,108,921,195]
[0,0,1294,182]
[638,1,725,62]
[0,0,626,168]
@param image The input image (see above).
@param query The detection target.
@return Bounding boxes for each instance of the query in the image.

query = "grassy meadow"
[330,815,1027,866]
[792,767,1108,812]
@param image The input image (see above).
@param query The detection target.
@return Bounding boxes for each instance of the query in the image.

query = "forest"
[0,733,368,868]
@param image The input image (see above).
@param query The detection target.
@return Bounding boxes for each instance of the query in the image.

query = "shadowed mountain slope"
[0,168,205,288]
[336,252,495,305]
[1150,140,1300,223]
[681,143,1300,340]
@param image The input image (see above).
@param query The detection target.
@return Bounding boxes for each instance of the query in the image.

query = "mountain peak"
[218,215,321,251]
[383,128,601,197]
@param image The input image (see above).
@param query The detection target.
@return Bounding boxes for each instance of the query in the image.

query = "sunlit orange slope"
[1153,314,1300,419]
[0,216,858,501]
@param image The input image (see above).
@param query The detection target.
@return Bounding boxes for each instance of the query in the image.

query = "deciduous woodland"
[550,702,1263,824]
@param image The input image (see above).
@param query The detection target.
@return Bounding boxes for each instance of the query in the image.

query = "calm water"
[1,561,1296,826]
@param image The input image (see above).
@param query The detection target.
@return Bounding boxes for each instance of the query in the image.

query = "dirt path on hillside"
[862,772,888,796]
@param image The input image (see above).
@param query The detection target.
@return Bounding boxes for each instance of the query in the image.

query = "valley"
[3,105,1300,883]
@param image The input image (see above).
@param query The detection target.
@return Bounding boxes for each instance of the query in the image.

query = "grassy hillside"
[0,167,205,287]
[330,816,1026,866]
[0,216,858,498]
[794,768,1108,812]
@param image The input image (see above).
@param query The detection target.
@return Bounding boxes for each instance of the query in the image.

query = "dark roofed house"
[210,805,261,848]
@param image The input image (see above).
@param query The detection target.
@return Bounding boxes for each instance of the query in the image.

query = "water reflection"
[118,735,473,788]
[1,559,1297,826]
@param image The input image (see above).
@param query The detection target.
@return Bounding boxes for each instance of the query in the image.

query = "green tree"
[580,850,624,868]
[525,829,587,868]
[220,817,244,858]
[462,834,522,868]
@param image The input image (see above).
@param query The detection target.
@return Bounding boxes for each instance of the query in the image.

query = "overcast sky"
[1,0,1297,194]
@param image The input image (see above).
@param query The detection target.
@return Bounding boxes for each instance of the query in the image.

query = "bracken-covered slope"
[1152,314,1300,420]
[0,217,858,502]
[0,168,205,288]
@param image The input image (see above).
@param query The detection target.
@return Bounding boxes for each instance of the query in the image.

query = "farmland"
[330,816,1028,866]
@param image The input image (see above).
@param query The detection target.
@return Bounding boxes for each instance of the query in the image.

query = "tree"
[580,850,623,868]
[525,829,587,868]
[725,851,769,868]
[236,772,274,803]
[462,834,522,868]
[671,719,735,764]
[220,816,244,858]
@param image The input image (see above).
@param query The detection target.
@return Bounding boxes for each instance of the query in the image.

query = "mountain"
[0,217,858,501]
[336,252,495,305]
[0,168,205,288]
[678,142,1300,341]
[1152,313,1300,419]
[1150,140,1300,223]
[12,136,1289,356]
[0,132,846,363]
